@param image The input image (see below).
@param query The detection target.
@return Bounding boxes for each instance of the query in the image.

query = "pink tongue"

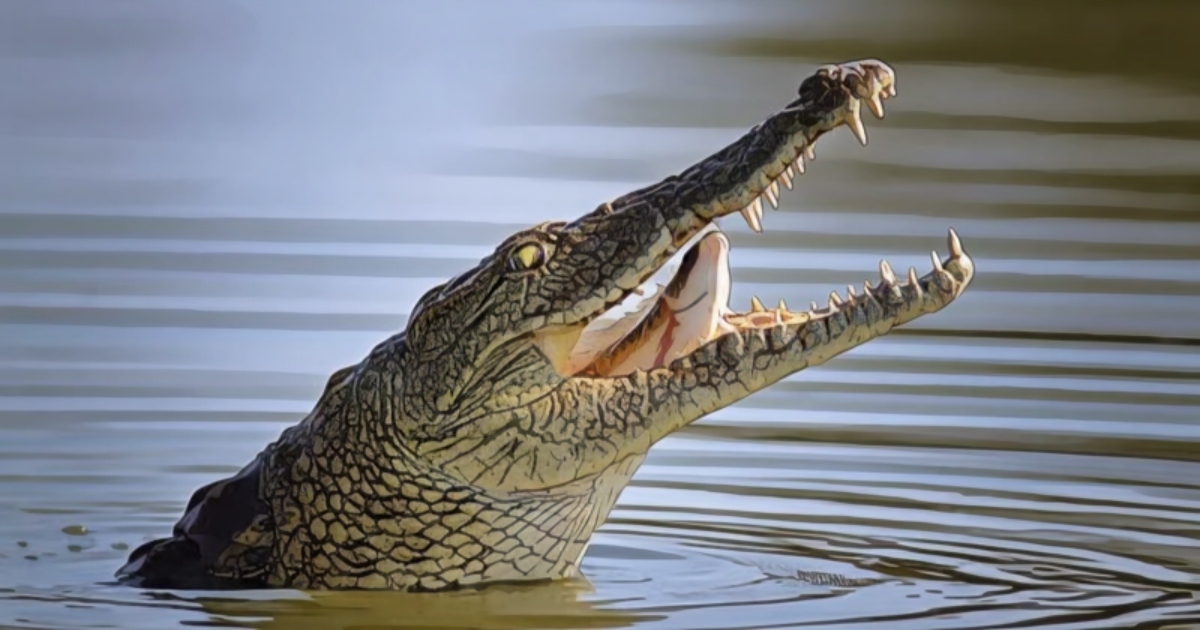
[652,313,681,369]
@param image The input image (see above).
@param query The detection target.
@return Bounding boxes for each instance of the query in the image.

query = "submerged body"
[118,60,976,591]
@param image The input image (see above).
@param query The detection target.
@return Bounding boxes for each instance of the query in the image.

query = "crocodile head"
[398,60,974,496]
[117,59,975,592]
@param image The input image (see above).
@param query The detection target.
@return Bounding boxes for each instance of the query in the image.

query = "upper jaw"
[542,59,900,361]
[720,59,896,235]
[623,61,899,318]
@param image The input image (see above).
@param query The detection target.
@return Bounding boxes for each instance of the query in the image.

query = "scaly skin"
[117,59,976,591]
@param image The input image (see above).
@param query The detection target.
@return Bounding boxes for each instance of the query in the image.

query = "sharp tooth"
[887,84,897,98]
[750,296,766,312]
[632,287,645,296]
[847,100,868,146]
[804,144,816,161]
[846,284,857,299]
[764,186,779,209]
[828,291,843,308]
[778,298,789,313]
[908,266,923,296]
[795,157,806,174]
[879,259,897,285]
[740,199,764,233]
[948,228,964,257]
[739,207,762,232]
[785,164,796,178]
[866,93,885,119]
[863,281,880,305]
[931,251,944,272]
[810,301,819,312]
[780,170,794,190]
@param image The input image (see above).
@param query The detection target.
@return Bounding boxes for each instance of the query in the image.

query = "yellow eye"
[509,243,547,272]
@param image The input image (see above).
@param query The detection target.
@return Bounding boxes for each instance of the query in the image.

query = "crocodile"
[117,59,975,591]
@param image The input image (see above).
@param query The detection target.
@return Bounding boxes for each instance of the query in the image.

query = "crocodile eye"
[508,243,547,272]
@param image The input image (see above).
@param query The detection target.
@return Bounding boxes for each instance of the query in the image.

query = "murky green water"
[2,1,1198,628]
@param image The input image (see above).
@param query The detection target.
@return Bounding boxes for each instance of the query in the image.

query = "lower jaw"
[573,225,972,378]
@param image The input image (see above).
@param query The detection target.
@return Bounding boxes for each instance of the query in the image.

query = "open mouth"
[534,60,971,380]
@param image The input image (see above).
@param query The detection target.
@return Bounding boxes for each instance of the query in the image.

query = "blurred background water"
[1,1,1198,629]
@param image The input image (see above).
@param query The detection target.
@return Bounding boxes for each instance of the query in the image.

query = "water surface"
[2,1,1199,628]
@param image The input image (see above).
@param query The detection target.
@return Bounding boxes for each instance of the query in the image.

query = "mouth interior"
[566,226,735,378]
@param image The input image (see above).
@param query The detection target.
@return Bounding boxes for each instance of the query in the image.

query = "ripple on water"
[3,0,1200,629]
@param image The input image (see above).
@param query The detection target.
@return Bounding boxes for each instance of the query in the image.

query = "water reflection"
[1,0,1199,629]
[185,580,651,630]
